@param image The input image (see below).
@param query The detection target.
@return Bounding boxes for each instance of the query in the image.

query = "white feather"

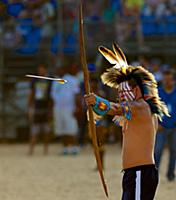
[113,63,122,69]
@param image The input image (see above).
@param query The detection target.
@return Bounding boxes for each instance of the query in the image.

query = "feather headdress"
[99,43,169,121]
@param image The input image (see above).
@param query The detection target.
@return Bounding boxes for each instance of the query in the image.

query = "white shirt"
[51,74,80,112]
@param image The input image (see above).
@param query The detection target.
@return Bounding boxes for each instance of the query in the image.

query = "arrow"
[26,75,67,84]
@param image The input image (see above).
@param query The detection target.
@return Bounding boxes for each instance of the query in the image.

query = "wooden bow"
[78,3,109,198]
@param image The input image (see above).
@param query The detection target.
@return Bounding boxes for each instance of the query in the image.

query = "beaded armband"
[93,95,110,116]
[120,102,132,120]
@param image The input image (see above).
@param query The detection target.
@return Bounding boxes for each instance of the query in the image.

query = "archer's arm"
[108,102,123,116]
[84,93,147,119]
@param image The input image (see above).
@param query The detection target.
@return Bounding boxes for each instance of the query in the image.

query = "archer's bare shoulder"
[131,98,148,107]
[129,99,150,116]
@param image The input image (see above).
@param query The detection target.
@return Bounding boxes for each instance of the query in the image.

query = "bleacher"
[0,0,176,139]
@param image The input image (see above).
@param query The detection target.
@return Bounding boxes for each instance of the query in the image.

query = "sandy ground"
[0,144,175,200]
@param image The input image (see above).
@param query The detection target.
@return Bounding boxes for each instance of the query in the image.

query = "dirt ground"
[0,144,175,200]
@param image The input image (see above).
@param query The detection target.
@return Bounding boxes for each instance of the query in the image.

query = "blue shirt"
[7,3,24,18]
[159,87,176,129]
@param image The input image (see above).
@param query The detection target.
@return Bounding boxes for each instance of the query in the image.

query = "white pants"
[54,107,78,136]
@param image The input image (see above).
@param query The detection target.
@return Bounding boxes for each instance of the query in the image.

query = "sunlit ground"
[0,144,175,200]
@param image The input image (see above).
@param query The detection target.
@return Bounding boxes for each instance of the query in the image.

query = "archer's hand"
[84,93,96,106]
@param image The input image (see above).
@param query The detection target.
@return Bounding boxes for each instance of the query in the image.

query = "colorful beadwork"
[121,102,132,120]
[98,102,108,110]
[93,95,110,116]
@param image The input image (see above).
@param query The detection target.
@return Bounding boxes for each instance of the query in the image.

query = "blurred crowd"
[0,0,57,52]
[1,0,176,55]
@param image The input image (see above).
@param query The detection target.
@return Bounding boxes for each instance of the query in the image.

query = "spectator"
[102,7,115,23]
[123,0,144,44]
[142,0,173,17]
[123,0,144,16]
[3,17,20,48]
[0,1,7,21]
[63,1,76,20]
[7,0,25,18]
[154,69,176,181]
[138,55,151,70]
[110,0,122,13]
[28,64,52,155]
[40,0,56,38]
[16,10,32,37]
[151,58,163,84]
[170,0,176,13]
[51,65,80,155]
[155,1,167,18]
